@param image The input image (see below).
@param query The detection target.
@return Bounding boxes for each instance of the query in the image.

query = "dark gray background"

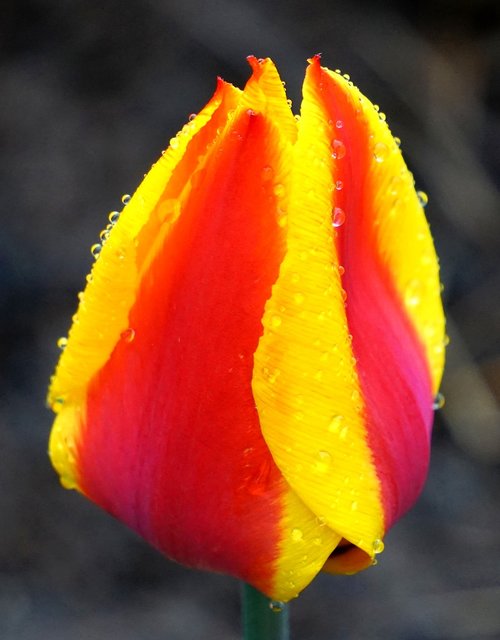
[2,0,500,638]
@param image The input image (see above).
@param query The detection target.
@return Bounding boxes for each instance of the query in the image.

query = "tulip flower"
[48,56,445,604]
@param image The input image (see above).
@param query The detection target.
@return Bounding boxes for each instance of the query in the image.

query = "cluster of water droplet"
[90,196,127,261]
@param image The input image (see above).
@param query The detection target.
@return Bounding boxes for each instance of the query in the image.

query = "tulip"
[48,56,445,603]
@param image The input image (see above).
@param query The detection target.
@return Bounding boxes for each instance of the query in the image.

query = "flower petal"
[49,60,323,601]
[253,63,385,565]
[48,78,241,489]
[253,57,445,567]
[309,59,445,528]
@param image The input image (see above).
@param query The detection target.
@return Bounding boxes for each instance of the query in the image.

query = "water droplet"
[294,114,301,122]
[405,279,422,307]
[417,190,429,207]
[331,139,346,160]
[319,450,332,464]
[269,601,284,613]
[341,288,347,302]
[270,315,282,328]
[338,265,345,276]
[90,243,102,259]
[332,207,346,227]
[262,165,274,181]
[443,334,450,347]
[373,539,384,554]
[57,337,68,350]
[278,213,288,228]
[328,415,344,433]
[121,194,131,205]
[109,210,120,224]
[389,176,403,196]
[378,112,387,122]
[373,142,388,163]
[335,120,343,129]
[188,113,197,121]
[343,73,351,81]
[99,229,110,243]
[433,392,445,410]
[286,99,292,108]
[169,137,179,149]
[335,180,343,191]
[291,528,303,542]
[121,328,136,343]
[273,183,285,198]
[339,425,349,440]
[334,68,342,74]
[394,136,401,147]
[373,104,380,112]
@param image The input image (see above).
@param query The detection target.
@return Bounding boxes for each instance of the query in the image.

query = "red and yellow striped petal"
[48,57,445,602]
[253,56,445,574]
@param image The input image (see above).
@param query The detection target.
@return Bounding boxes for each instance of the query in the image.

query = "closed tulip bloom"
[48,56,445,602]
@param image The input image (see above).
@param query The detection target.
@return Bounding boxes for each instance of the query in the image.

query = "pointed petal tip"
[307,53,322,65]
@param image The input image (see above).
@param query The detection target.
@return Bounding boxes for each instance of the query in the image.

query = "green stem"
[242,583,290,640]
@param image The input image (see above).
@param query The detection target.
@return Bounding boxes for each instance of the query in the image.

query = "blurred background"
[1,0,500,638]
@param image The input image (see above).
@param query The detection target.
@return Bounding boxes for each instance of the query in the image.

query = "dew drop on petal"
[332,207,346,228]
[417,190,429,207]
[120,328,136,343]
[109,210,120,224]
[331,139,346,160]
[90,243,102,259]
[291,528,304,542]
[273,183,286,198]
[262,165,274,181]
[121,194,131,205]
[188,113,197,121]
[270,315,282,328]
[373,539,385,554]
[335,180,343,191]
[57,337,68,350]
[373,142,388,163]
[269,601,285,613]
[329,414,344,434]
[433,392,445,410]
[405,278,422,307]
[335,120,343,129]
